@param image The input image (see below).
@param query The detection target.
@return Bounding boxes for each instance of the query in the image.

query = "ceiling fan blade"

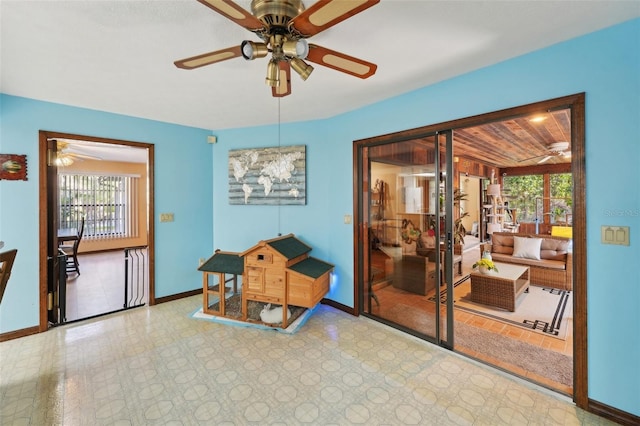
[289,0,380,38]
[71,151,102,160]
[306,44,376,79]
[196,0,264,32]
[57,152,100,166]
[537,155,552,164]
[174,46,242,69]
[68,152,102,161]
[272,61,292,97]
[517,153,545,163]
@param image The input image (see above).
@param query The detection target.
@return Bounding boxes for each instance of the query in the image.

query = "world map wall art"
[228,145,306,205]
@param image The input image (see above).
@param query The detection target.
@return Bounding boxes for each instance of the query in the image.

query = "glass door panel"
[360,150,374,313]
[359,132,454,345]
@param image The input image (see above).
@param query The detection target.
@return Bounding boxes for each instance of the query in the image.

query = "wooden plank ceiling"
[454,109,571,167]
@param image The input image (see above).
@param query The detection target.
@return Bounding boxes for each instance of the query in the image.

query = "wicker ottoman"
[470,263,530,312]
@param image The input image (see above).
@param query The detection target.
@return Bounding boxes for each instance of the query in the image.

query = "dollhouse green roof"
[266,234,312,260]
[288,257,334,279]
[198,251,243,275]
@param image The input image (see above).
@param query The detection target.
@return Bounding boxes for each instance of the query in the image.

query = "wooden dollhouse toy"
[198,234,334,328]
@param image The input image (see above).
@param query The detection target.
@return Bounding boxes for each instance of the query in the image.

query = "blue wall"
[0,96,214,330]
[1,18,638,417]
[213,19,640,415]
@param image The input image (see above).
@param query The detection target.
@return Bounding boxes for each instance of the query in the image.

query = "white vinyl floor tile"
[0,295,614,425]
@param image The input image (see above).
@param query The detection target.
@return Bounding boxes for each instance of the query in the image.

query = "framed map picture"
[228,145,306,205]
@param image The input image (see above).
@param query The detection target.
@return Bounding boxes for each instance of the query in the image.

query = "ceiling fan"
[174,0,379,97]
[519,141,571,164]
[53,140,102,166]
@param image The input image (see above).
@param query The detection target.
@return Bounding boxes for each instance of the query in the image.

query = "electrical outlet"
[160,213,174,222]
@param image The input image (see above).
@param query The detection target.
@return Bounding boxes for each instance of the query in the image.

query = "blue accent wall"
[1,18,638,417]
[213,19,640,415]
[0,96,213,329]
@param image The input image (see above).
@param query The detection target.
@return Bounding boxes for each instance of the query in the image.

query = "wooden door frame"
[353,93,587,408]
[38,131,156,330]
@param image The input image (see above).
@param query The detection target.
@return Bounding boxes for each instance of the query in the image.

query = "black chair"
[60,218,85,275]
[0,249,18,304]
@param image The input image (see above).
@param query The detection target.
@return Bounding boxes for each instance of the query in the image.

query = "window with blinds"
[59,173,139,240]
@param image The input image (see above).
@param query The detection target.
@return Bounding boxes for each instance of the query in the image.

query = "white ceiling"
[1,0,639,132]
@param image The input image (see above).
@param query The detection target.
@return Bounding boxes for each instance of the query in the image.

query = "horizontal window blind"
[59,174,139,240]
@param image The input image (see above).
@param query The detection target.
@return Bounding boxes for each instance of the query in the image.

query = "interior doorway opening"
[39,131,156,328]
[459,174,481,241]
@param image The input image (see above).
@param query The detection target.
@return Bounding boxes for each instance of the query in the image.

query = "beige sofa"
[480,232,572,291]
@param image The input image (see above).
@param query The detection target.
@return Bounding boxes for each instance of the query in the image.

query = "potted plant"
[426,189,467,256]
[453,189,469,249]
[400,219,421,254]
[401,226,421,244]
[473,258,499,274]
[552,205,566,223]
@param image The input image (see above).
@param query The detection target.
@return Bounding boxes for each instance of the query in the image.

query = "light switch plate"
[601,226,630,246]
[344,214,352,224]
[160,213,174,222]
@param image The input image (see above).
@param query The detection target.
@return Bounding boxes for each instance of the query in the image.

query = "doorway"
[38,131,156,327]
[353,93,586,407]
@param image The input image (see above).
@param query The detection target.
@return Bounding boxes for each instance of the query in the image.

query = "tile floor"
[0,295,611,425]
[64,250,147,323]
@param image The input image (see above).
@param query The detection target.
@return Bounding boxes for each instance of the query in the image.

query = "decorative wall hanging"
[0,154,28,181]
[228,145,306,205]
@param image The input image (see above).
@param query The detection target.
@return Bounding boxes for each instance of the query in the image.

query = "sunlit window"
[503,173,572,224]
[503,175,543,222]
[59,173,139,240]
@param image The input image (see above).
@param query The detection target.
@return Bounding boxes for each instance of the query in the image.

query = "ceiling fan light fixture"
[265,59,280,86]
[282,39,308,59]
[290,57,313,80]
[241,40,268,60]
[55,156,74,167]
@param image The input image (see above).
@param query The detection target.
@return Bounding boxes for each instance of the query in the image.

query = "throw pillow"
[421,234,436,248]
[512,236,542,260]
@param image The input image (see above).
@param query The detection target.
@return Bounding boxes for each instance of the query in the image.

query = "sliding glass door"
[356,131,454,347]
